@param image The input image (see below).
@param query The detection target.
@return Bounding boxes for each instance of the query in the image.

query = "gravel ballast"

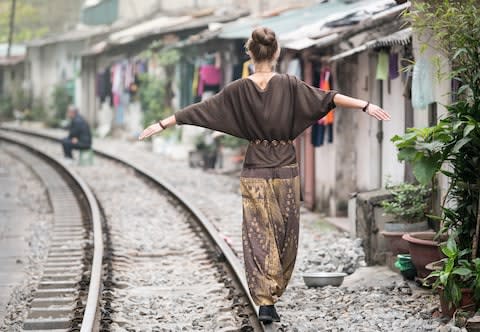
[0,127,448,331]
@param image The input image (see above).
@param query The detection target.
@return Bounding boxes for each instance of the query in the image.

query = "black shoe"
[259,305,281,324]
[258,305,274,324]
[271,305,281,322]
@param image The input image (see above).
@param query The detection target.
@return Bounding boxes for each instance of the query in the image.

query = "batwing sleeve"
[290,75,338,137]
[174,83,246,139]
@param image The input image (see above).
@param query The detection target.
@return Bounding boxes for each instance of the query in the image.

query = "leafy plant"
[139,74,168,128]
[427,236,480,308]
[139,49,181,131]
[394,0,480,259]
[28,99,46,121]
[381,183,431,224]
[0,94,13,120]
[49,84,71,127]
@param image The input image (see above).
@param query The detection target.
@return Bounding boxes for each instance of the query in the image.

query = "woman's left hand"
[366,104,391,121]
[138,123,164,140]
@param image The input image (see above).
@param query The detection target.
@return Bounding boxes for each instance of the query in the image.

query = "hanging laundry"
[376,51,389,81]
[198,65,222,96]
[389,52,399,80]
[242,60,252,78]
[311,120,333,147]
[287,58,302,78]
[412,55,435,110]
[192,65,199,97]
[111,63,123,95]
[136,60,148,74]
[214,52,222,68]
[319,67,335,127]
[124,62,134,90]
[96,68,109,103]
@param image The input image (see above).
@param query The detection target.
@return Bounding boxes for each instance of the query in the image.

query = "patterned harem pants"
[240,164,300,306]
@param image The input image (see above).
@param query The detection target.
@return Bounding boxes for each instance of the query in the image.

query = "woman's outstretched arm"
[333,94,391,121]
[138,115,176,140]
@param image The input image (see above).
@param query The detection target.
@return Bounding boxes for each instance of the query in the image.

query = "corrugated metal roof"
[108,16,191,45]
[83,8,248,55]
[219,0,396,41]
[281,0,407,50]
[0,56,25,66]
[27,25,111,47]
[329,27,412,62]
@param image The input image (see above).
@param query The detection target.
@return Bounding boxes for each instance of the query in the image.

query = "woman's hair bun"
[252,27,276,46]
[246,27,279,63]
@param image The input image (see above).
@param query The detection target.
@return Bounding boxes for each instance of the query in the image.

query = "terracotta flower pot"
[439,288,476,318]
[381,221,429,256]
[402,231,447,278]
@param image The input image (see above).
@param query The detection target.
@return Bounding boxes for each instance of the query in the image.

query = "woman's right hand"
[366,104,391,121]
[138,123,164,140]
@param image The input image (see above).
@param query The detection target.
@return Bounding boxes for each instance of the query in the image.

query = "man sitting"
[61,105,92,162]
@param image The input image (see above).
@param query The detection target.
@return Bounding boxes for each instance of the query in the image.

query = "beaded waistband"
[250,139,293,147]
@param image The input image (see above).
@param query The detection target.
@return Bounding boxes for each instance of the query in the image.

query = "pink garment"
[198,65,222,95]
[113,93,121,108]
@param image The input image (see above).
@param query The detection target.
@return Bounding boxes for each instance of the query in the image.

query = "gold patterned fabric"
[240,164,300,305]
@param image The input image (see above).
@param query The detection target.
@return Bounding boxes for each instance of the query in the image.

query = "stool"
[78,149,94,166]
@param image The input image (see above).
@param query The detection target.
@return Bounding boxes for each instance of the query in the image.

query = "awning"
[108,16,191,45]
[329,27,412,62]
[219,0,366,40]
[281,1,409,50]
[0,44,26,65]
[83,8,248,56]
[0,56,25,66]
[218,0,402,48]
[27,25,111,47]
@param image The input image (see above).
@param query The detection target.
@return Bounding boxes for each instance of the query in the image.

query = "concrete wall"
[314,47,411,216]
[380,61,406,187]
[27,41,85,113]
[333,59,360,215]
[0,63,25,97]
[411,30,452,211]
[354,52,382,192]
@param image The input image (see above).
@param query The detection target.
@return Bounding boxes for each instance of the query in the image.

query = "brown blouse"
[175,73,337,168]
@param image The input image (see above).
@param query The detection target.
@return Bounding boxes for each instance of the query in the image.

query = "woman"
[139,27,391,324]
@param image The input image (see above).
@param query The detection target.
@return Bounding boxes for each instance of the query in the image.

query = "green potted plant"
[426,236,480,317]
[380,183,431,255]
[393,0,480,314]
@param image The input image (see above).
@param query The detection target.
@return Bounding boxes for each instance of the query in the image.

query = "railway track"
[0,135,102,331]
[0,128,264,331]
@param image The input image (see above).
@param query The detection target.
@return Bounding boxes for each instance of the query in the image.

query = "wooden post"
[6,0,16,57]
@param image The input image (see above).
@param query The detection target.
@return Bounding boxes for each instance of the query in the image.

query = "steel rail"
[0,132,103,332]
